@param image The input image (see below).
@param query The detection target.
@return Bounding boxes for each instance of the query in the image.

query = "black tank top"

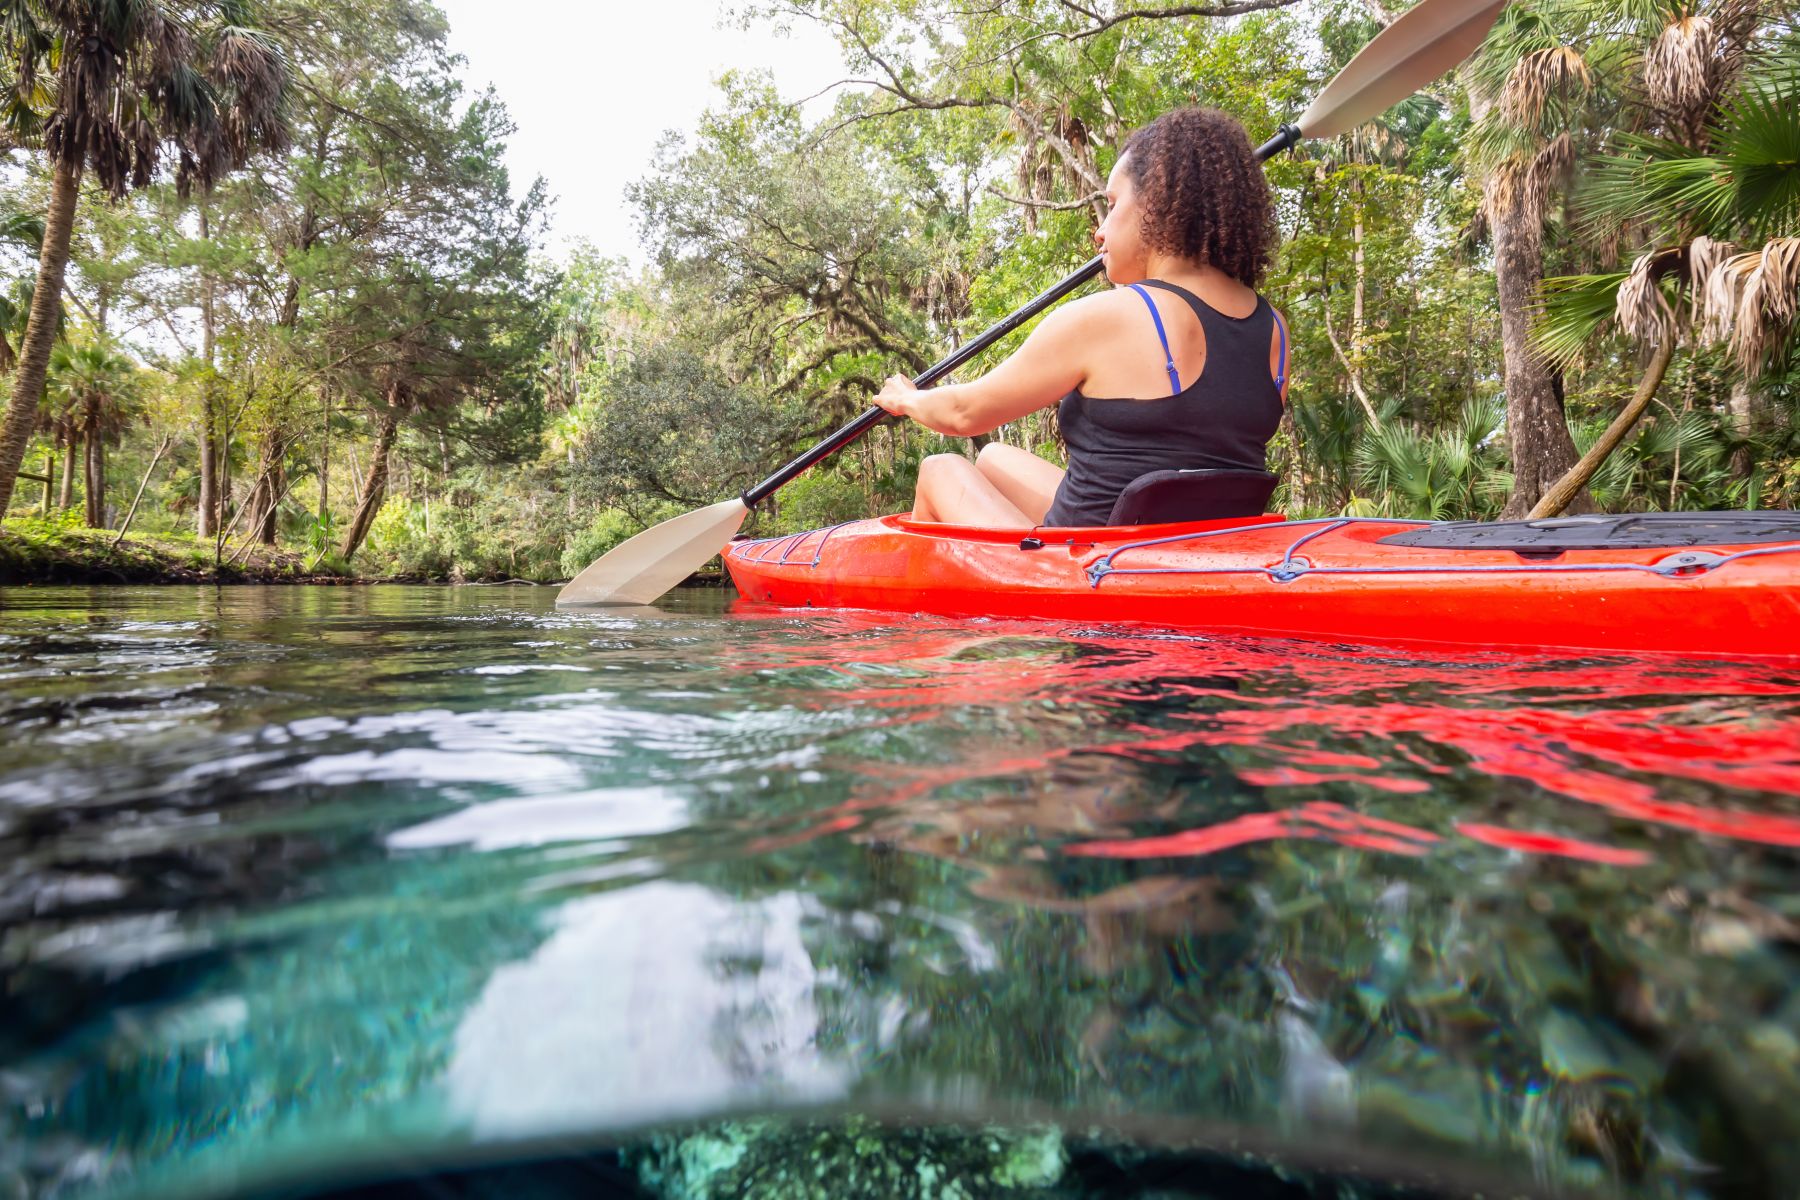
[1042,279,1285,527]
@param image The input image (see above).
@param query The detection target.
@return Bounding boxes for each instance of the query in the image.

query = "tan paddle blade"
[556,497,749,606]
[1297,0,1506,139]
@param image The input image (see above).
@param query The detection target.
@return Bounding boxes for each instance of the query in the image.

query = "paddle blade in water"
[1296,0,1505,139]
[556,498,749,606]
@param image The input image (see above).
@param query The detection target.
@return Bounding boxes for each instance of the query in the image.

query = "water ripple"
[0,585,1797,1200]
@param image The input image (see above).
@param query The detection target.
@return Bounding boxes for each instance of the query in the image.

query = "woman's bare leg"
[913,453,1033,527]
[974,442,1064,525]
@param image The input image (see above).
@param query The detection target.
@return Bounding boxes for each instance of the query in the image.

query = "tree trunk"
[255,123,329,544]
[1527,338,1676,520]
[1490,179,1588,518]
[197,399,218,536]
[59,437,76,509]
[338,409,400,560]
[0,158,82,515]
[1727,376,1758,478]
[319,389,331,522]
[250,426,288,542]
[197,205,219,538]
[252,430,285,544]
[84,418,105,528]
[112,437,171,548]
[257,459,285,544]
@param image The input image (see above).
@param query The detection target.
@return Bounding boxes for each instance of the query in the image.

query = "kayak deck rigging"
[1084,516,1800,586]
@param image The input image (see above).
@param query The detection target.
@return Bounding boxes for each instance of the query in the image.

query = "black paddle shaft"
[740,123,1303,508]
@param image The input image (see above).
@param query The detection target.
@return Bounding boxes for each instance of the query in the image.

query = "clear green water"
[3,585,1799,1200]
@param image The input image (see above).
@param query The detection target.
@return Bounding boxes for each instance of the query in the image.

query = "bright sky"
[433,0,848,265]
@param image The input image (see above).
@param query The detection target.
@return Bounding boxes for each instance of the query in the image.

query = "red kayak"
[725,510,1800,658]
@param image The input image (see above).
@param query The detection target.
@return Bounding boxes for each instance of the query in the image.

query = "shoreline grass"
[0,516,366,586]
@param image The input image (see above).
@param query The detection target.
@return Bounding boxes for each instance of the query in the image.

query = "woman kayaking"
[872,106,1289,528]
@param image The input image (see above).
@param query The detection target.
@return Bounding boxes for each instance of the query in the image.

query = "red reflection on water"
[1455,823,1654,866]
[1066,806,1655,867]
[1064,801,1445,860]
[1073,701,1800,847]
[1237,768,1433,794]
[723,607,1800,859]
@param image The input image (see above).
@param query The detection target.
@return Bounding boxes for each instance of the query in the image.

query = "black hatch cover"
[1377,510,1800,551]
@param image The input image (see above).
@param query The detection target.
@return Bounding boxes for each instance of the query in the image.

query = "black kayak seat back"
[1106,468,1278,527]
[1378,510,1800,551]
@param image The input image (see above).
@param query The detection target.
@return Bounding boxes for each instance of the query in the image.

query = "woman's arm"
[874,299,1098,437]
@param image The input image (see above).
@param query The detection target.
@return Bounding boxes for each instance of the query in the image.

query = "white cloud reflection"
[443,884,847,1135]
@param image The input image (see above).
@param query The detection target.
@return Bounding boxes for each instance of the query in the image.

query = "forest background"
[0,0,1794,584]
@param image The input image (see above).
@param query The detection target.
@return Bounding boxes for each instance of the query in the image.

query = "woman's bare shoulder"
[1045,287,1136,333]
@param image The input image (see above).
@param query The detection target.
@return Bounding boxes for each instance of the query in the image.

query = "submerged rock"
[631,1116,1067,1200]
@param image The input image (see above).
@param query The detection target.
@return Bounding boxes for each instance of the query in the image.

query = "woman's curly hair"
[1122,107,1275,288]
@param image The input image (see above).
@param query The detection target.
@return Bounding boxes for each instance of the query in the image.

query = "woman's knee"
[976,441,1026,471]
[919,453,973,484]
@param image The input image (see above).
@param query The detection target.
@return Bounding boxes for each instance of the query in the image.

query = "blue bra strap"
[1272,305,1289,391]
[1127,283,1181,395]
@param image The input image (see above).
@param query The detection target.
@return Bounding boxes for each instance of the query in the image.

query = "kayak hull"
[724,513,1800,658]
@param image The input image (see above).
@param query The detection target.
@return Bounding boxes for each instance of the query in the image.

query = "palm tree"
[47,340,140,527]
[1531,17,1797,517]
[1466,4,1595,517]
[0,207,46,374]
[0,1,290,516]
[1355,396,1513,520]
[1287,389,1384,514]
[31,315,82,510]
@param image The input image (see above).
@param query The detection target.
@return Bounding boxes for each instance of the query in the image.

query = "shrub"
[560,508,643,579]
[776,468,868,533]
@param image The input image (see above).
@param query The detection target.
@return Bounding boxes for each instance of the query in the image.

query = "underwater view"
[3,585,1798,1199]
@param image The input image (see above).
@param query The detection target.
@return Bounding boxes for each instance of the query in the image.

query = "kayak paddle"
[557,0,1506,607]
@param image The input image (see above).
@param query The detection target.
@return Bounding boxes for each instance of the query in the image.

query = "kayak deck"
[724,512,1800,658]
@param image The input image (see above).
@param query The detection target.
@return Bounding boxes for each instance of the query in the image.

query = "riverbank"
[0,518,362,586]
[0,517,727,587]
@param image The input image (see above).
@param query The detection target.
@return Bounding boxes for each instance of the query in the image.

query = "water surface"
[3,585,1799,1199]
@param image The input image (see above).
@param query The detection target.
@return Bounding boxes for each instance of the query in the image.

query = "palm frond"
[1700,237,1800,374]
[1474,465,1515,509]
[1615,246,1680,342]
[1469,3,1567,98]
[1536,269,1631,366]
[151,59,216,131]
[1666,410,1730,465]
[128,0,194,75]
[1717,83,1800,239]
[1526,130,1575,214]
[0,206,42,249]
[212,25,285,111]
[1579,135,1736,236]
[1501,45,1593,131]
[1574,82,1800,244]
[1453,394,1505,450]
[1688,234,1735,292]
[1644,14,1715,116]
[1435,431,1473,481]
[1741,30,1800,95]
[2,89,45,144]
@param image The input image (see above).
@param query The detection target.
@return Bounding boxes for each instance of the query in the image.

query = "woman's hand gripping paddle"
[556,0,1506,607]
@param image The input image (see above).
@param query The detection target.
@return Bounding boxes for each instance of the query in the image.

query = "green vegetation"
[631,1119,1067,1200]
[0,512,339,583]
[0,0,1796,583]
